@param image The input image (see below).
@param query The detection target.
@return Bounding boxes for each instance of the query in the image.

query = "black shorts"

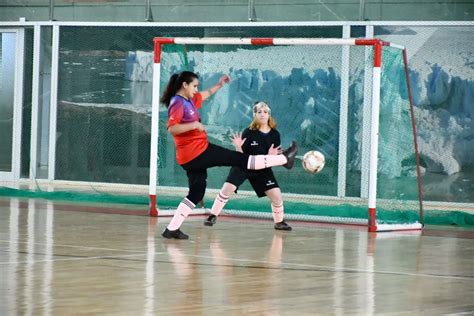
[226,167,279,198]
[180,143,249,205]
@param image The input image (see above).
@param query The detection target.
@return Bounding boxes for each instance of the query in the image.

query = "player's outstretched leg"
[247,141,298,170]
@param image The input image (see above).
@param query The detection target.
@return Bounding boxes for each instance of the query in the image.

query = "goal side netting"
[149,37,423,232]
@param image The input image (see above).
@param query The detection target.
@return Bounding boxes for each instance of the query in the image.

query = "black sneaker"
[282,141,298,169]
[204,214,217,226]
[274,221,292,231]
[162,228,189,239]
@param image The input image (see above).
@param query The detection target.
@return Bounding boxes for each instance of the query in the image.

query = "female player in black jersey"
[204,101,293,231]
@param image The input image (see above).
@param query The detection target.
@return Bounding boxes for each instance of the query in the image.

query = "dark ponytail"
[160,71,199,107]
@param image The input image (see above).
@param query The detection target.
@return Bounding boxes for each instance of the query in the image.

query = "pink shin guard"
[211,191,229,216]
[271,202,284,223]
[167,198,195,231]
[247,155,287,170]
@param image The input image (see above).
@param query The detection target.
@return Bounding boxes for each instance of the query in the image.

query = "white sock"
[247,155,287,170]
[167,198,194,231]
[211,190,229,216]
[271,201,284,223]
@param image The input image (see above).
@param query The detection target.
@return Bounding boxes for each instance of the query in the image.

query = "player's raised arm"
[201,74,230,101]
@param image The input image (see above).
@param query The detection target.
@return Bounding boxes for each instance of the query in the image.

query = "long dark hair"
[160,71,199,107]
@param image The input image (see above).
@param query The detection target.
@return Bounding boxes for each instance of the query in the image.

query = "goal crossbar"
[153,37,397,48]
[149,37,423,233]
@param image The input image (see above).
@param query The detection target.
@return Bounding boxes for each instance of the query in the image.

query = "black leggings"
[180,143,249,205]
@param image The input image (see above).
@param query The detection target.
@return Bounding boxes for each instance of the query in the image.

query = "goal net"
[150,37,423,232]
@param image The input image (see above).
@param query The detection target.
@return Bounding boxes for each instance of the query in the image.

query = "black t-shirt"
[241,127,281,156]
[226,127,281,190]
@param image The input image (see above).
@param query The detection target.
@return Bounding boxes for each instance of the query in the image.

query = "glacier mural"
[124,28,473,179]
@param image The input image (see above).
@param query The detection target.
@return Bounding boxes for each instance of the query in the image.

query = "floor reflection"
[7,199,19,315]
[145,217,157,316]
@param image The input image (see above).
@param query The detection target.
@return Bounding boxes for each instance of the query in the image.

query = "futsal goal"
[149,37,424,232]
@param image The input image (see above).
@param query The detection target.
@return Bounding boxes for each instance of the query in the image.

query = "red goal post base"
[149,194,206,217]
[373,222,423,232]
[149,194,158,217]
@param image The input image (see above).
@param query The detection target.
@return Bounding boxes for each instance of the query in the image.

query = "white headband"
[253,101,271,116]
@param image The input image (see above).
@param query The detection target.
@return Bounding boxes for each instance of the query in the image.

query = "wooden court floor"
[0,197,473,315]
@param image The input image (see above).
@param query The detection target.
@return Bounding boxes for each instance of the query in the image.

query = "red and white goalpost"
[149,37,424,232]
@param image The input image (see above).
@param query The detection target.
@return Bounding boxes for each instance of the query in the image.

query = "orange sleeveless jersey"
[167,93,208,165]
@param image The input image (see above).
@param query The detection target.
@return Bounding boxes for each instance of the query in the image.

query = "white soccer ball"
[302,150,325,174]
